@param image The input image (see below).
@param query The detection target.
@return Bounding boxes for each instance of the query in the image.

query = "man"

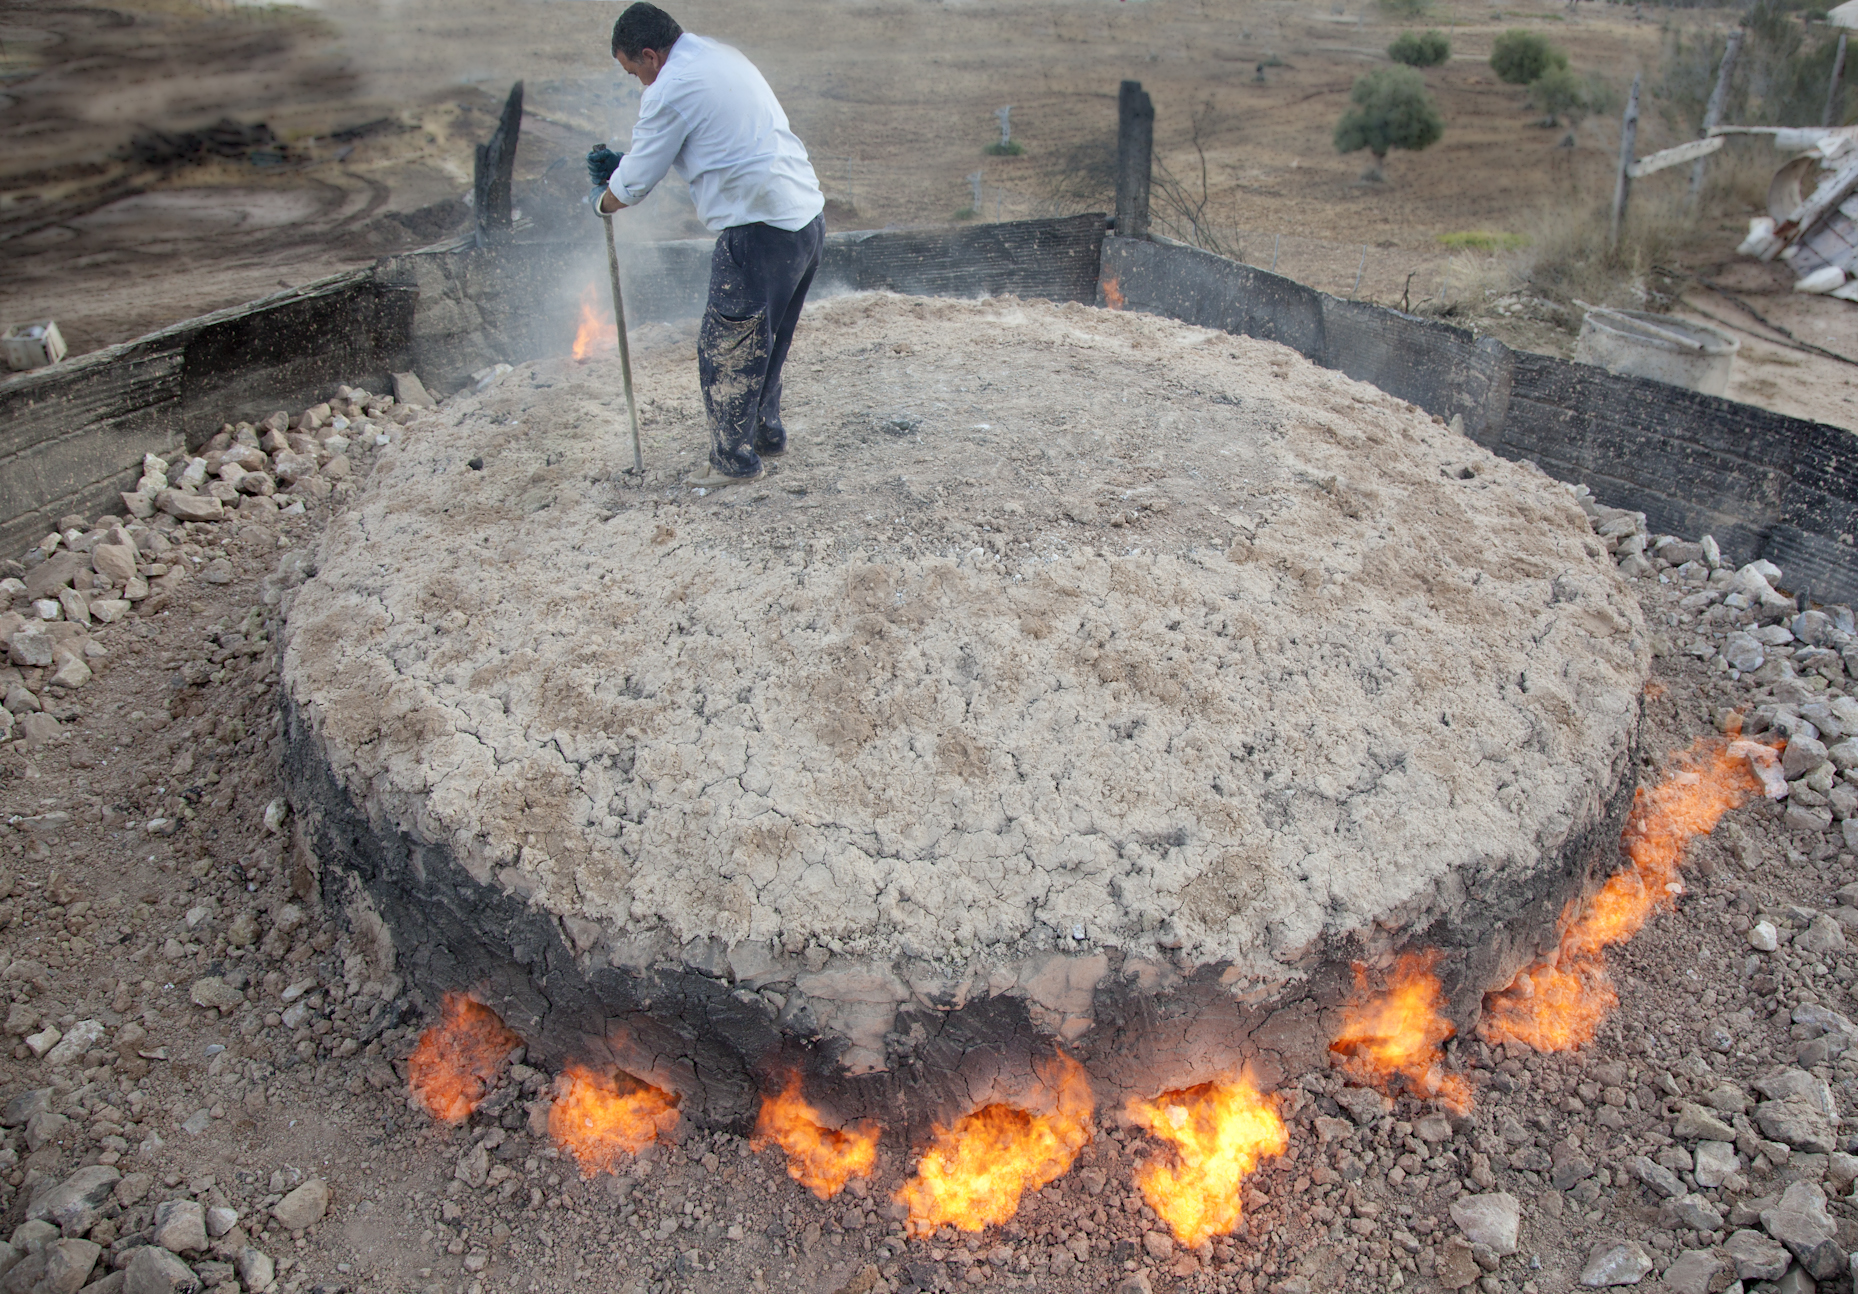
[588,3,825,490]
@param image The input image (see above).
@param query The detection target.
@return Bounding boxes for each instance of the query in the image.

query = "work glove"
[587,144,623,189]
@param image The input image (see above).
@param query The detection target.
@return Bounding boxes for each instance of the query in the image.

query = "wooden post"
[474,81,524,247]
[1609,74,1641,254]
[1689,30,1743,204]
[1826,32,1849,130]
[1115,80,1154,240]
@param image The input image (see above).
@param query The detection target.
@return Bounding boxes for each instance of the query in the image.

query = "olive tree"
[1388,29,1451,68]
[1490,29,1568,85]
[1334,66,1445,181]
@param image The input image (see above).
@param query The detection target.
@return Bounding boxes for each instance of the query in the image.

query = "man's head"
[612,3,682,85]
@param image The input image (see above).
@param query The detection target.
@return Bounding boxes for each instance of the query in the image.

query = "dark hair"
[612,4,682,59]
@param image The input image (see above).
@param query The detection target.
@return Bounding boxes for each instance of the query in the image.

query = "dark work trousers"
[697,214,825,476]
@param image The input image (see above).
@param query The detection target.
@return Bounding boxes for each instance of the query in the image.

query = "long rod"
[602,213,644,476]
[1690,29,1743,203]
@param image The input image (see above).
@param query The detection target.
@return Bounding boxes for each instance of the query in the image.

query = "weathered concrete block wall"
[1100,236,1858,604]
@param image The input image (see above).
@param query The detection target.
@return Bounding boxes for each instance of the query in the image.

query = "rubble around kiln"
[0,386,413,750]
[1577,482,1858,855]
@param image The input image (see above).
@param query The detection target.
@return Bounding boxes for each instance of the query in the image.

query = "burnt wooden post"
[1115,80,1154,240]
[1689,29,1742,205]
[1609,74,1642,254]
[474,81,524,247]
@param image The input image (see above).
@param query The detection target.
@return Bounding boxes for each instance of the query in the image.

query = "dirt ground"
[2,310,1858,1294]
[1,0,1851,429]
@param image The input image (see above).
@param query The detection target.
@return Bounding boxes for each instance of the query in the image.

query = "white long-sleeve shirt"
[607,34,824,233]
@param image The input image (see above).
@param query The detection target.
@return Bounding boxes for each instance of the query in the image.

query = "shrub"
[1490,30,1568,85]
[1377,0,1433,18]
[1388,29,1451,67]
[1334,66,1445,180]
[1529,64,1594,126]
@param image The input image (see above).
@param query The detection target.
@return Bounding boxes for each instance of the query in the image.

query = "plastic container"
[1,320,66,372]
[1573,308,1739,397]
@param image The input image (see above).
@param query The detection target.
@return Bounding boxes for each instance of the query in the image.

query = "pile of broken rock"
[0,386,412,746]
[0,1142,330,1294]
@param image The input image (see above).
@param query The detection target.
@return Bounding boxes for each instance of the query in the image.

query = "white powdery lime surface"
[285,292,1645,1028]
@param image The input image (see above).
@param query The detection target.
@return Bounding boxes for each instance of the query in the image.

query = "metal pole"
[1610,74,1642,254]
[1690,30,1743,203]
[601,214,644,476]
[1271,234,1279,272]
[1825,32,1849,129]
[1352,245,1366,299]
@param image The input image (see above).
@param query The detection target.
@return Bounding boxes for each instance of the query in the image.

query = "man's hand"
[586,145,622,189]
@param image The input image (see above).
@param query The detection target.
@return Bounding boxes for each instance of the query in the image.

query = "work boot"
[686,462,765,492]
[752,420,787,457]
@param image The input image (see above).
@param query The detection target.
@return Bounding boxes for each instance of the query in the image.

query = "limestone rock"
[38,1238,99,1294]
[187,978,243,1012]
[454,1142,488,1189]
[1435,1238,1480,1290]
[42,1020,102,1068]
[121,1244,201,1294]
[1624,1154,1684,1197]
[23,1110,66,1151]
[1693,1139,1740,1187]
[270,1178,328,1230]
[233,1247,272,1291]
[203,1207,236,1240]
[24,1166,119,1235]
[1762,1179,1844,1276]
[89,545,136,585]
[1,1089,51,1127]
[151,1199,206,1253]
[1756,1098,1837,1152]
[155,491,222,523]
[1579,1240,1652,1286]
[1658,1249,1722,1294]
[1673,1103,1737,1142]
[1725,1228,1792,1282]
[1448,1192,1519,1255]
[1659,1193,1724,1231]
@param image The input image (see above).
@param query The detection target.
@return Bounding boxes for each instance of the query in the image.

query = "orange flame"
[571,282,614,361]
[547,1062,680,1177]
[1127,1078,1288,1249]
[752,1076,881,1200]
[408,992,521,1124]
[1330,950,1473,1113]
[896,1053,1094,1234]
[1482,738,1760,1051]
